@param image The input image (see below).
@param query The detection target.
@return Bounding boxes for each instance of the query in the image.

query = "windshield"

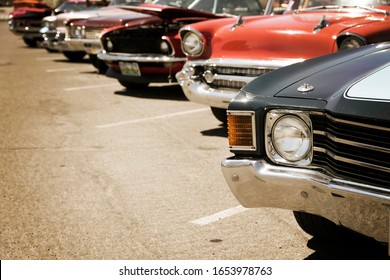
[300,0,390,9]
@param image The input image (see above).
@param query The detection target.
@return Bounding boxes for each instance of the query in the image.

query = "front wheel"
[22,37,38,48]
[118,79,149,90]
[89,54,108,74]
[210,107,227,125]
[293,211,349,241]
[62,51,86,62]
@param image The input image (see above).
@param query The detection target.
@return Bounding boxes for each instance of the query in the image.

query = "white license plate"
[119,62,141,76]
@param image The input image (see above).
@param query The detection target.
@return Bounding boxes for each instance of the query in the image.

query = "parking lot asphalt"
[1,20,389,260]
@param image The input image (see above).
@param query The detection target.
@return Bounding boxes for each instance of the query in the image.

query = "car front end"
[221,43,390,254]
[97,0,268,87]
[176,1,390,121]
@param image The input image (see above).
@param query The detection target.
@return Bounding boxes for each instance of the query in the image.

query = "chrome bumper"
[98,52,186,63]
[221,158,390,251]
[64,38,101,54]
[176,59,303,109]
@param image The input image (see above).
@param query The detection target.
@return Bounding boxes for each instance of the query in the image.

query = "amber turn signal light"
[227,111,256,150]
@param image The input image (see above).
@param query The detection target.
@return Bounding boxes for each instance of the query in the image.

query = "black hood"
[241,43,390,121]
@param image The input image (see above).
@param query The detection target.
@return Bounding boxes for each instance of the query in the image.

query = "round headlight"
[105,38,113,52]
[182,32,203,56]
[160,40,171,54]
[338,36,365,51]
[272,115,311,162]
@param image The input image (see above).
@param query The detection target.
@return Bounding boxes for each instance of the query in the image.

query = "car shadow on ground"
[113,84,188,102]
[305,233,390,260]
[201,124,228,138]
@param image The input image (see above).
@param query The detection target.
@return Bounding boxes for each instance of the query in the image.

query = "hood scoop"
[313,15,330,33]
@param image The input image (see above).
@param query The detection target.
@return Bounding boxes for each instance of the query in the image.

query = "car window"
[301,0,390,8]
[216,0,264,15]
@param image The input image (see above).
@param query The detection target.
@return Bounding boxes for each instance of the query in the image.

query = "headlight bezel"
[181,29,204,57]
[265,110,313,166]
[338,35,366,51]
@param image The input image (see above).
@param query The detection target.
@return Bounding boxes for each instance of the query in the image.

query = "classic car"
[63,0,152,66]
[96,0,269,88]
[8,0,55,47]
[221,42,390,254]
[176,0,390,123]
[40,0,143,60]
[39,0,110,52]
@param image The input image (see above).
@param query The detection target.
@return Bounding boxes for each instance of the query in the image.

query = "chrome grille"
[196,65,276,90]
[104,25,178,54]
[311,113,390,188]
[84,27,104,39]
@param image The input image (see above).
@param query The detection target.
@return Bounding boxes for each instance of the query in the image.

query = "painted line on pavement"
[96,108,210,128]
[46,67,93,73]
[191,205,249,226]
[64,83,119,91]
[35,56,63,61]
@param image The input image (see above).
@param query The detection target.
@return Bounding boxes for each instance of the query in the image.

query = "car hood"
[241,43,390,121]
[120,4,223,20]
[53,5,125,24]
[68,9,150,27]
[208,10,389,60]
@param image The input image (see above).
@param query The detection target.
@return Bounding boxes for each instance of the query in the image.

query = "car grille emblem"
[297,83,314,93]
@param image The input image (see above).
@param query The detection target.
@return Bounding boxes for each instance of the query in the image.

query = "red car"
[8,0,54,47]
[97,0,269,89]
[176,0,390,123]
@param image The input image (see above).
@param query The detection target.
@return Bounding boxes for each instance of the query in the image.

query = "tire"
[22,37,38,48]
[89,54,108,74]
[293,211,348,241]
[62,51,86,61]
[210,107,227,125]
[118,79,149,90]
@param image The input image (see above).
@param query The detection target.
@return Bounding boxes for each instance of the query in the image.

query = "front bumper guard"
[176,59,303,109]
[221,158,390,254]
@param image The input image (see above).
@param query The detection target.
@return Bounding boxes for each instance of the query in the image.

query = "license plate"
[119,62,141,76]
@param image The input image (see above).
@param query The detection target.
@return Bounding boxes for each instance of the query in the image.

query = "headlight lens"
[272,116,311,162]
[338,36,365,51]
[182,32,203,56]
[266,110,313,165]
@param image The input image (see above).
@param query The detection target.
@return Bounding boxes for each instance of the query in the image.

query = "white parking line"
[64,83,119,91]
[191,205,249,226]
[35,56,62,61]
[46,67,93,73]
[96,108,210,128]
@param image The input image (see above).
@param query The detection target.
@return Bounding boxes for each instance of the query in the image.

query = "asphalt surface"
[1,21,389,260]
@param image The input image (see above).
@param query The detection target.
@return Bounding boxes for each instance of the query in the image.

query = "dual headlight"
[228,109,313,166]
[181,30,204,56]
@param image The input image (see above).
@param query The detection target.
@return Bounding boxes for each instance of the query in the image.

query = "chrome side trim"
[185,58,304,69]
[314,147,390,173]
[98,52,186,63]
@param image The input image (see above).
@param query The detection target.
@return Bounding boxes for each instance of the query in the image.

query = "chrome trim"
[64,38,102,53]
[314,130,390,154]
[179,26,205,57]
[98,52,186,63]
[265,110,313,166]
[326,114,390,132]
[177,58,303,109]
[221,158,390,246]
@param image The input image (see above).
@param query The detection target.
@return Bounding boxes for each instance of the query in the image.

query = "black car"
[221,43,390,254]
